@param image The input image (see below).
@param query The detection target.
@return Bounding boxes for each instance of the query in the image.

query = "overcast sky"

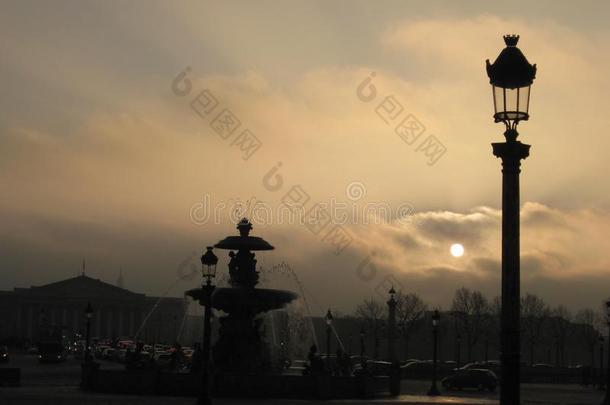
[1,0,609,315]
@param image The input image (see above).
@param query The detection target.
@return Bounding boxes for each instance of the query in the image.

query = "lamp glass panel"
[520,85,531,115]
[505,87,518,118]
[493,85,503,116]
[493,86,530,121]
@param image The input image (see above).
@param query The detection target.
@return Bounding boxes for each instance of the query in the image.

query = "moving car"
[442,368,497,391]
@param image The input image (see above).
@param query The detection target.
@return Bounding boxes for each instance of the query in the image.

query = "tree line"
[353,287,606,367]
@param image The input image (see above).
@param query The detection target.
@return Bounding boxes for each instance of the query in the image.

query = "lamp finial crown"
[503,34,519,47]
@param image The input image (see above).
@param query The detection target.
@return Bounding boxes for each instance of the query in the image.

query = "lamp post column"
[603,301,610,404]
[485,338,489,363]
[600,336,605,390]
[325,309,333,374]
[85,315,92,363]
[81,302,94,390]
[428,310,440,396]
[197,246,218,405]
[493,131,530,405]
[199,279,215,405]
[360,327,366,371]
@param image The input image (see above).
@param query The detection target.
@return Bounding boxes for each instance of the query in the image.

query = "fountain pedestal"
[186,218,297,373]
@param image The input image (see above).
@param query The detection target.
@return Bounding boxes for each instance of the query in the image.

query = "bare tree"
[521,293,550,365]
[355,298,385,360]
[576,308,602,367]
[451,287,490,362]
[549,305,572,367]
[479,297,500,363]
[395,292,427,360]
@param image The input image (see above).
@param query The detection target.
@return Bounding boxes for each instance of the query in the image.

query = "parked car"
[353,360,393,376]
[532,363,555,369]
[154,352,172,368]
[0,346,9,362]
[102,348,115,360]
[140,351,152,362]
[285,359,307,375]
[401,360,454,379]
[94,345,110,359]
[116,349,128,363]
[442,368,497,391]
[460,361,501,376]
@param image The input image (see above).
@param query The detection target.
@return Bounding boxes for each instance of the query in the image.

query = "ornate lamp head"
[486,34,537,133]
[200,246,218,281]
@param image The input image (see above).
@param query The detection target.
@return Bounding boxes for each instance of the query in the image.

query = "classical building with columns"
[0,274,185,344]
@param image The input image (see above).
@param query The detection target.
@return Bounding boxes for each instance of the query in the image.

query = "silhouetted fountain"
[186,218,298,373]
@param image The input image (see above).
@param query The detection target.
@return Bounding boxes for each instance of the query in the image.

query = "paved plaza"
[0,354,605,405]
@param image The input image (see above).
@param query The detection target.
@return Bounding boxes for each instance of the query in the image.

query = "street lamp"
[198,246,218,405]
[602,300,610,404]
[427,309,440,396]
[486,34,537,405]
[325,309,333,374]
[84,303,93,363]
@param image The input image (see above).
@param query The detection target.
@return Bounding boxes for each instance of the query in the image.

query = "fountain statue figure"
[186,218,298,373]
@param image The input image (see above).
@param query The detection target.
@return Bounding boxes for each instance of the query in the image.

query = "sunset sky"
[1,0,610,315]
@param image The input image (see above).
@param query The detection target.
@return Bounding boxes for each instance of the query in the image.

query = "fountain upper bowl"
[186,287,298,314]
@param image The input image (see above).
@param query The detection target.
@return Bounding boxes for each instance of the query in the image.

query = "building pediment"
[13,275,145,301]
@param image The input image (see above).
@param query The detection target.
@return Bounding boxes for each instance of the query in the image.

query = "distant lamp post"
[456,333,461,368]
[360,326,366,370]
[599,334,605,390]
[602,301,610,404]
[80,302,95,389]
[486,34,537,405]
[325,309,333,374]
[84,303,93,363]
[485,338,490,363]
[387,287,401,396]
[387,287,397,364]
[198,246,218,405]
[427,309,441,396]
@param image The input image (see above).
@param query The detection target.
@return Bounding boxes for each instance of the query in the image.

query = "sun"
[450,243,465,257]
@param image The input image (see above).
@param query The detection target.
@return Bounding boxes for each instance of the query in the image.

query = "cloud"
[1,8,610,313]
[345,202,610,308]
